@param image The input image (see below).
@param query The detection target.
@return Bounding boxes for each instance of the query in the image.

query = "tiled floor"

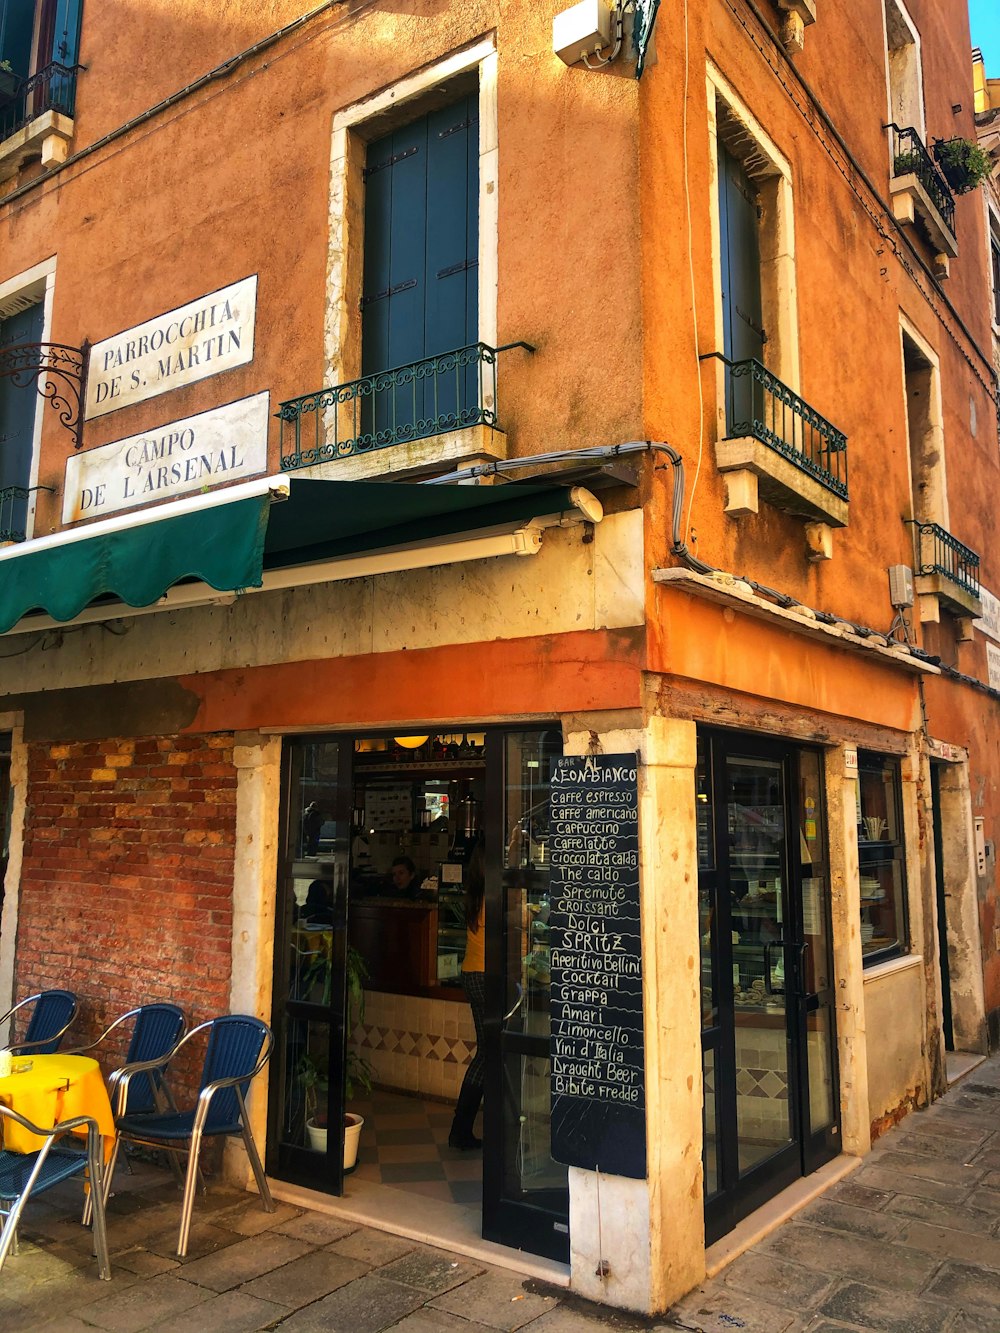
[348,1088,483,1207]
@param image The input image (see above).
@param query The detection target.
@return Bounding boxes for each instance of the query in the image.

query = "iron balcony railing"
[0,62,82,141]
[278,341,533,470]
[913,521,981,600]
[887,124,956,239]
[0,485,51,544]
[704,354,848,499]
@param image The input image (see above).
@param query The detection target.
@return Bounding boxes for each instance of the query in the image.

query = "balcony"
[911,521,982,624]
[278,342,531,480]
[0,63,82,183]
[0,485,52,544]
[707,355,849,528]
[887,124,958,275]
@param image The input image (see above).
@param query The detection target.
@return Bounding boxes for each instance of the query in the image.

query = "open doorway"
[266,728,570,1263]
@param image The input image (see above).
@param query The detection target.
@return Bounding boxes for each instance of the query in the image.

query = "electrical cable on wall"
[681,0,705,549]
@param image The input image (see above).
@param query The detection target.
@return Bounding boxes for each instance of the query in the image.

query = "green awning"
[0,476,580,634]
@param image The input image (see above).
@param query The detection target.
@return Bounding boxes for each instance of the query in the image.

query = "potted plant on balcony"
[298,944,373,1169]
[0,61,20,102]
[932,137,995,194]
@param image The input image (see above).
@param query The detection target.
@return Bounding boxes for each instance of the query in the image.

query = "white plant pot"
[306,1112,365,1170]
[344,1112,364,1170]
[305,1118,327,1153]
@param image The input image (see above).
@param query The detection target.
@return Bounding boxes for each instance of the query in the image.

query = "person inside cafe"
[300,862,336,924]
[389,855,425,900]
[449,838,485,1150]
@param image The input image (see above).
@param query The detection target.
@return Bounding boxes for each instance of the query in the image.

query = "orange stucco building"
[0,0,998,1312]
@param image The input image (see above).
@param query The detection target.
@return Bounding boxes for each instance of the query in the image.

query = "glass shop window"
[857,752,909,964]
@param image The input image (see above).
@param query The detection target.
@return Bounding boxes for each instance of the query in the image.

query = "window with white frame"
[883,0,925,140]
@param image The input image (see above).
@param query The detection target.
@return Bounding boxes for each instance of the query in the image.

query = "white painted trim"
[882,0,926,141]
[861,952,923,983]
[0,256,58,542]
[0,723,27,1021]
[705,62,800,396]
[324,39,499,421]
[898,311,948,527]
[332,38,496,133]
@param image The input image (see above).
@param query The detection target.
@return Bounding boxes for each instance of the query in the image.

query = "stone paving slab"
[668,1283,805,1333]
[798,1200,906,1242]
[274,1272,426,1333]
[894,1218,1000,1270]
[389,1309,505,1333]
[70,1273,210,1333]
[924,1259,1000,1314]
[720,1251,837,1310]
[427,1268,561,1329]
[761,1223,942,1294]
[175,1231,314,1292]
[882,1191,999,1234]
[239,1248,369,1309]
[326,1224,417,1266]
[141,1288,288,1333]
[814,1281,954,1333]
[376,1247,484,1295]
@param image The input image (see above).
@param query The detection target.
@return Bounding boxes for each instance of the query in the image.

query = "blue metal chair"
[67,1003,187,1116]
[66,1003,186,1225]
[0,990,78,1055]
[114,1014,275,1256]
[0,1104,111,1280]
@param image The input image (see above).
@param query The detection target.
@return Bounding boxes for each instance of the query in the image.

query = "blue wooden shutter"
[0,0,35,76]
[0,302,44,539]
[718,144,764,432]
[362,95,478,445]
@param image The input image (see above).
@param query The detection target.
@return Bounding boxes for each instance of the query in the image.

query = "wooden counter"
[349,897,438,994]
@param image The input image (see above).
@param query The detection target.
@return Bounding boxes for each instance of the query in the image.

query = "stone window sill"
[0,109,73,185]
[288,423,508,483]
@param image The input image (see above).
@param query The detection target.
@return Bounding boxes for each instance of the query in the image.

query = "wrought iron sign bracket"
[0,340,89,449]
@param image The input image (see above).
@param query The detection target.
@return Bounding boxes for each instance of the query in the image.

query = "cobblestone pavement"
[669,1053,1000,1333]
[3,1056,1000,1331]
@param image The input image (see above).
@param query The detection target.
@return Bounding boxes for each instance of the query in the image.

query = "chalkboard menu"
[549,753,645,1179]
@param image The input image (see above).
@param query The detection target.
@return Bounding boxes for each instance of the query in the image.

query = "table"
[0,1054,116,1161]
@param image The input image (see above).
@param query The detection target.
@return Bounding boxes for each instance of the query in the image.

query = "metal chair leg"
[240,1122,275,1213]
[83,1132,120,1228]
[87,1132,111,1281]
[176,1130,202,1257]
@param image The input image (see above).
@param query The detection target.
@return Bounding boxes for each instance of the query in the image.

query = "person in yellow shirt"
[449,841,485,1151]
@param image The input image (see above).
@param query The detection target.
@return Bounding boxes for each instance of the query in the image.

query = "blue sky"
[970,0,1000,71]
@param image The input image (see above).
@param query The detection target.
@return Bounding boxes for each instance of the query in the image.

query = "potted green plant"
[0,60,20,102]
[893,149,924,179]
[932,137,995,194]
[298,944,374,1169]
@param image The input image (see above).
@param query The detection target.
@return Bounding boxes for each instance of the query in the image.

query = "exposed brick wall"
[13,734,237,1099]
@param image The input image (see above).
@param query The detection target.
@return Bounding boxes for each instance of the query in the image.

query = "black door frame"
[700,728,840,1244]
[481,729,570,1263]
[266,736,352,1193]
[267,725,570,1260]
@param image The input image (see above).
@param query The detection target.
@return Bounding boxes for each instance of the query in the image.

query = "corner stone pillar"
[563,716,704,1313]
[224,732,282,1189]
[825,744,870,1157]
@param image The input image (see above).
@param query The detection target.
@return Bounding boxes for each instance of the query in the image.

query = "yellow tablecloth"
[0,1054,116,1162]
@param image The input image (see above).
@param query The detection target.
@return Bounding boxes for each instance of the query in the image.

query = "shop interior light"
[394,735,429,749]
